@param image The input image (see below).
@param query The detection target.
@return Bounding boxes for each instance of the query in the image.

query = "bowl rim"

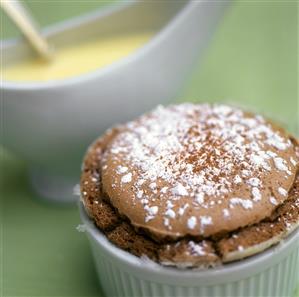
[79,201,299,283]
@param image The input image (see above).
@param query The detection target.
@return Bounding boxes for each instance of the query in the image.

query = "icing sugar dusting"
[144,205,159,222]
[290,157,297,166]
[136,190,143,199]
[223,208,230,218]
[233,175,242,184]
[188,241,206,256]
[187,216,197,230]
[266,134,289,150]
[278,187,288,197]
[252,187,262,202]
[165,209,176,219]
[230,198,253,209]
[247,178,260,187]
[200,216,213,233]
[106,104,295,233]
[117,166,128,174]
[76,224,87,232]
[178,204,189,216]
[121,172,132,183]
[172,183,188,196]
[195,193,205,204]
[148,206,158,215]
[269,196,278,206]
[274,157,289,172]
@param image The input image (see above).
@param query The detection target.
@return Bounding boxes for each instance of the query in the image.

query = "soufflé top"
[81,104,299,268]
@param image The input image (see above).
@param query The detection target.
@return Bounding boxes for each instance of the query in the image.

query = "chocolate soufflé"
[80,104,299,268]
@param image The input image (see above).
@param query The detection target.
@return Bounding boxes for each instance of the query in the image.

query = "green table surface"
[1,1,298,296]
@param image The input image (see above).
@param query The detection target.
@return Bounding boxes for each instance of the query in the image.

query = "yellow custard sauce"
[2,32,153,81]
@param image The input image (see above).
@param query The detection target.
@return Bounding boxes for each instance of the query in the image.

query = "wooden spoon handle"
[1,0,53,60]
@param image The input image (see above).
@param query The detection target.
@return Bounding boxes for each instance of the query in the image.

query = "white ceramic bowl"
[79,203,299,297]
[1,1,229,202]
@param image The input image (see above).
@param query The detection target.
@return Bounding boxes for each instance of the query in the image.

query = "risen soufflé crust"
[81,104,299,267]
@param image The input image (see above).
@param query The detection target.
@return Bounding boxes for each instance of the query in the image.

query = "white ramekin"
[79,203,299,297]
